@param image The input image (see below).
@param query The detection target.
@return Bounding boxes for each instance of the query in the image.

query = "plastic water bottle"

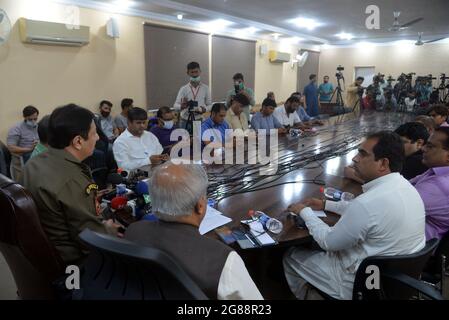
[250,210,283,234]
[322,187,355,202]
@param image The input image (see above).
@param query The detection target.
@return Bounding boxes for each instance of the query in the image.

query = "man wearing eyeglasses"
[410,127,449,241]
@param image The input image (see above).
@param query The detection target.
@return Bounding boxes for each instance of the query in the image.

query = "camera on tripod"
[187,100,198,112]
[440,73,449,80]
[387,76,396,83]
[335,65,345,80]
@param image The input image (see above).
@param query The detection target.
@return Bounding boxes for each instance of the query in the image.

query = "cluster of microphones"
[101,169,156,224]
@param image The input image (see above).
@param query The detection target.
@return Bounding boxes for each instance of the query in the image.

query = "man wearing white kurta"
[284,131,426,300]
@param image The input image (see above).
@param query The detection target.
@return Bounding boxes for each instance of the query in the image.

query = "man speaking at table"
[283,131,426,300]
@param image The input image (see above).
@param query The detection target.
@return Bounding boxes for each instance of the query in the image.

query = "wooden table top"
[128,112,411,248]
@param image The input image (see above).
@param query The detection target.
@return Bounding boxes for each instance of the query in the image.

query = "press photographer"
[226,73,255,122]
[345,76,365,115]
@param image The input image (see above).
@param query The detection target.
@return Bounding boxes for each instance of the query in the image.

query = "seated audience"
[410,127,449,240]
[291,92,324,126]
[273,96,305,130]
[428,105,449,128]
[345,122,429,182]
[201,103,231,146]
[30,115,50,159]
[125,162,263,300]
[21,104,120,265]
[150,106,178,153]
[113,107,167,171]
[415,115,435,135]
[251,98,286,133]
[284,131,426,300]
[404,91,417,112]
[96,100,118,142]
[114,98,133,134]
[225,73,255,122]
[7,105,40,163]
[225,94,250,131]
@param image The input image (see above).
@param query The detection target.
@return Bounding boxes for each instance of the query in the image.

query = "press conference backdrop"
[297,49,320,94]
[144,23,210,108]
[211,35,256,102]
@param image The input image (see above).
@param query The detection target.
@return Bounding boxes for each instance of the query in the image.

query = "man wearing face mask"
[7,105,40,164]
[225,73,255,122]
[96,100,119,142]
[151,106,178,154]
[174,62,212,129]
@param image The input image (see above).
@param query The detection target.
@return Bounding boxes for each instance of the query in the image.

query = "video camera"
[335,65,345,80]
[387,75,396,83]
[440,73,449,80]
[187,100,198,112]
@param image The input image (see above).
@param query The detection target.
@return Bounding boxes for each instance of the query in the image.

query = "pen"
[245,233,256,246]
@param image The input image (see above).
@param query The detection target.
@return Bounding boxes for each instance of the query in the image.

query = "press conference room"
[1,0,449,306]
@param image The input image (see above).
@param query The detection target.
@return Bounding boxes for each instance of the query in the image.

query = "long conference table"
[133,111,413,299]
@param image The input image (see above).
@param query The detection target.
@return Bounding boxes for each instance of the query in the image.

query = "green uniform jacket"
[20,147,107,265]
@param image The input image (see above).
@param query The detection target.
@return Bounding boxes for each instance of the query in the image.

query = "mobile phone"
[215,226,236,245]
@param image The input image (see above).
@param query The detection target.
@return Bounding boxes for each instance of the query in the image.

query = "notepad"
[247,220,276,246]
[199,206,232,235]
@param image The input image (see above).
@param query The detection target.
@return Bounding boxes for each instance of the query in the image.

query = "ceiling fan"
[388,11,423,32]
[415,32,447,46]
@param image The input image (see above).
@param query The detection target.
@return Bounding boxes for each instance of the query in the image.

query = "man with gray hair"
[125,162,263,300]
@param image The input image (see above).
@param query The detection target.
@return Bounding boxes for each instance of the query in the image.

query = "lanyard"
[189,84,201,101]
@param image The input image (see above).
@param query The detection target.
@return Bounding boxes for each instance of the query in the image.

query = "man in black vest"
[125,162,263,300]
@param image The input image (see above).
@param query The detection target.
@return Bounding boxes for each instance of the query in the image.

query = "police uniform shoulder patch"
[86,183,99,195]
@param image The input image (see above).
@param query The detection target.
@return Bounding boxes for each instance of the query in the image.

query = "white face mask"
[163,120,174,130]
[25,120,37,128]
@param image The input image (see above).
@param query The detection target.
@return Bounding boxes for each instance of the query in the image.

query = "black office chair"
[422,232,449,296]
[352,238,442,300]
[74,229,208,300]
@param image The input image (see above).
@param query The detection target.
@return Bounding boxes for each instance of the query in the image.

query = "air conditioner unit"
[19,18,90,47]
[269,50,291,63]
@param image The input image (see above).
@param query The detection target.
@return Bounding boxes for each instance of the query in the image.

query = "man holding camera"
[346,76,365,116]
[225,73,255,122]
[174,62,212,129]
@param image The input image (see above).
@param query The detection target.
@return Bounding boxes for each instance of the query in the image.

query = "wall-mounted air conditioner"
[269,50,291,63]
[19,18,90,47]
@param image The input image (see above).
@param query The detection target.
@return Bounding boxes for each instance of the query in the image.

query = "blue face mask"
[163,120,174,130]
[25,120,37,128]
[190,76,201,83]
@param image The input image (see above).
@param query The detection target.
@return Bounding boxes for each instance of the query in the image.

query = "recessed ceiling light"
[290,17,322,30]
[336,32,354,40]
[177,14,184,20]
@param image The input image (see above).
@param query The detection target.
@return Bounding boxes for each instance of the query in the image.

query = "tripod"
[329,77,345,106]
[184,108,196,136]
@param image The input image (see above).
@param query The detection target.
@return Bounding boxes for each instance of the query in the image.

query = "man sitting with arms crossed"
[21,104,121,265]
[225,94,251,131]
[410,127,449,241]
[113,107,168,172]
[125,162,263,300]
[250,98,286,133]
[284,131,426,300]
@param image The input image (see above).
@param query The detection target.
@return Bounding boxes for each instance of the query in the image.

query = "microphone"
[110,196,128,211]
[135,180,149,195]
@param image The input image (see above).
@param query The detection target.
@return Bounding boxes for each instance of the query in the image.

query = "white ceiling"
[61,0,449,45]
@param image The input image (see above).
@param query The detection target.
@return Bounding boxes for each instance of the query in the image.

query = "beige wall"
[0,0,302,141]
[319,43,449,88]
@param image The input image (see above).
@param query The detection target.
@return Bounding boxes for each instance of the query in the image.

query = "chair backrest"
[0,174,65,299]
[0,142,10,177]
[353,238,439,300]
[75,229,208,300]
[435,231,449,271]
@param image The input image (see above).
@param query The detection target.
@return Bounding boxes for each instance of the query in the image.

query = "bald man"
[125,162,263,300]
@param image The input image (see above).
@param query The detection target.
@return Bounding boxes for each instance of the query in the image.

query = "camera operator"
[225,73,255,122]
[174,62,212,129]
[346,76,365,115]
[367,75,384,109]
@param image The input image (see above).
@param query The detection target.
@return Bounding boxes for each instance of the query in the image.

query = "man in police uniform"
[21,104,120,265]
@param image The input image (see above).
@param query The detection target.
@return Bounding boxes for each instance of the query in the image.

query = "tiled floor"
[0,253,18,300]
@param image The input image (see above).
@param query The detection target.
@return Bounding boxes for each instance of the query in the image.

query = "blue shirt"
[297,106,312,122]
[250,112,282,130]
[304,82,320,117]
[201,117,231,144]
[318,83,334,102]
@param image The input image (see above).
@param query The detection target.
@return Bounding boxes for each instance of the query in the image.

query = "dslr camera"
[336,65,345,80]
[187,100,198,112]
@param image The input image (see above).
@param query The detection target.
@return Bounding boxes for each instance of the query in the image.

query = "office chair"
[352,238,442,300]
[0,141,10,178]
[75,229,209,300]
[0,174,65,299]
[422,232,449,298]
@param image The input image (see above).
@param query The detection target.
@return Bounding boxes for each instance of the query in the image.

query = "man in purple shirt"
[428,105,449,128]
[410,127,449,240]
[150,106,178,154]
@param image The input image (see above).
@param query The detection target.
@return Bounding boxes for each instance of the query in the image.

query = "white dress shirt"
[284,173,426,299]
[273,105,302,127]
[174,83,212,121]
[112,129,163,171]
[218,251,263,300]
